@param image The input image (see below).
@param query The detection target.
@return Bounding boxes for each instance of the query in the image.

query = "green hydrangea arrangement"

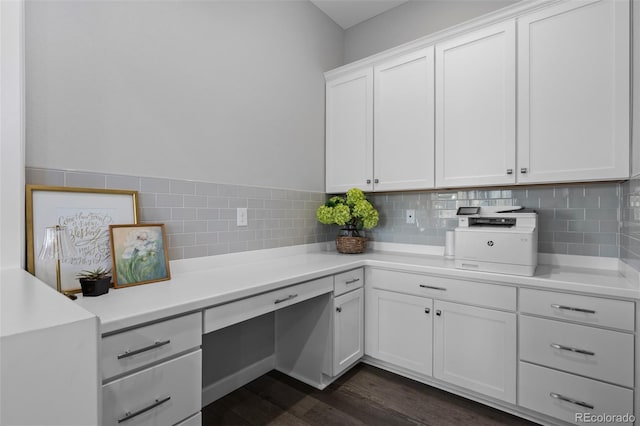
[317,188,379,235]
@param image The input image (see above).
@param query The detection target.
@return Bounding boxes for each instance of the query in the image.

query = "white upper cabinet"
[326,69,374,193]
[517,0,629,183]
[326,0,631,192]
[373,48,435,191]
[435,20,516,188]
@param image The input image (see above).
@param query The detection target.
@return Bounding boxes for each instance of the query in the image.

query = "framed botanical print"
[109,224,171,288]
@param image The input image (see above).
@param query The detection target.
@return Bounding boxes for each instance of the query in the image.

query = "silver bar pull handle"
[274,294,298,304]
[118,396,171,423]
[117,340,171,360]
[550,304,596,314]
[420,284,447,291]
[550,343,595,356]
[549,393,594,410]
[345,278,360,285]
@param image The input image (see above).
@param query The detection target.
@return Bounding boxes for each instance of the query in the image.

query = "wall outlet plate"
[406,209,415,224]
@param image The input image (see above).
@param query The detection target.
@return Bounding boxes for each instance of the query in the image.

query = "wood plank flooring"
[202,364,540,426]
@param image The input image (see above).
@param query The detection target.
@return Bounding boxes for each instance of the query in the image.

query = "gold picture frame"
[26,185,139,293]
[109,224,171,288]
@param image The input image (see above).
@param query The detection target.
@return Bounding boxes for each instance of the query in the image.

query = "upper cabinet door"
[435,20,516,188]
[517,0,629,184]
[374,48,435,191]
[326,69,374,193]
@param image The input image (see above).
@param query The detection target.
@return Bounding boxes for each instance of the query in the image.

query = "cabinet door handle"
[520,168,528,174]
[549,393,594,410]
[506,169,513,175]
[435,310,442,316]
[424,308,430,314]
[275,294,298,304]
[117,340,171,360]
[345,278,360,285]
[366,179,372,184]
[550,304,596,314]
[118,396,171,423]
[550,343,595,356]
[336,306,342,313]
[419,284,447,291]
[374,178,379,184]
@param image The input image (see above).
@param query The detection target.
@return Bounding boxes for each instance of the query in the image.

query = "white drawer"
[176,412,201,426]
[519,362,634,426]
[103,350,202,426]
[204,276,333,333]
[519,288,635,331]
[102,312,202,381]
[520,316,634,387]
[366,268,516,311]
[334,268,364,296]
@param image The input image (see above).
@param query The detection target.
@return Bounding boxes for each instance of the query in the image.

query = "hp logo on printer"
[487,240,494,247]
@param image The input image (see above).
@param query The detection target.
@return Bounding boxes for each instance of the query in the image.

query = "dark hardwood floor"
[202,364,540,426]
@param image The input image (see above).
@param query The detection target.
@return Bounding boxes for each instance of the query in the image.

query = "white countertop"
[71,245,640,335]
[0,268,96,338]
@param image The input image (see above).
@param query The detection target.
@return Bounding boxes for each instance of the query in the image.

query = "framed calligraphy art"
[26,185,139,293]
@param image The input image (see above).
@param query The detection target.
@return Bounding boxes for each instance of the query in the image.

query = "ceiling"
[310,0,409,29]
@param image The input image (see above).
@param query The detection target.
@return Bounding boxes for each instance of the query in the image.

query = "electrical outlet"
[236,207,248,226]
[406,209,415,224]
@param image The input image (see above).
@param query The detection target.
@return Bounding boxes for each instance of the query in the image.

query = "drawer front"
[520,316,634,387]
[519,362,634,426]
[334,268,364,296]
[519,288,635,331]
[204,276,333,333]
[103,350,202,426]
[102,312,202,381]
[366,268,516,311]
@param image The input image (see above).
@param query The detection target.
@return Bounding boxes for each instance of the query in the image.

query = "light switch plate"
[237,207,248,226]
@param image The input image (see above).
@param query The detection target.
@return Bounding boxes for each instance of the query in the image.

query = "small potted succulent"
[76,267,112,297]
[317,188,379,254]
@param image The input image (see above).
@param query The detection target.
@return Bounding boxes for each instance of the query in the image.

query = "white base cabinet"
[332,287,364,377]
[365,288,433,376]
[365,268,517,404]
[433,300,516,404]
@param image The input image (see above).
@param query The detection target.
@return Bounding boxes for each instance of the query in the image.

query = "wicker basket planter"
[335,235,367,254]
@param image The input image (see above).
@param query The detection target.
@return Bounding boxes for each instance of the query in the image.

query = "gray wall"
[344,0,520,63]
[25,0,343,192]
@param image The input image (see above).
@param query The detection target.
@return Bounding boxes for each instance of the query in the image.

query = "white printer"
[454,206,538,276]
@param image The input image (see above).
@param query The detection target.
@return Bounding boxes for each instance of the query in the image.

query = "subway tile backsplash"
[365,183,620,258]
[26,168,331,260]
[620,176,640,270]
[27,168,622,261]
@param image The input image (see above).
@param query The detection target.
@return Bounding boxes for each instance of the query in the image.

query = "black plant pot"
[80,277,111,297]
